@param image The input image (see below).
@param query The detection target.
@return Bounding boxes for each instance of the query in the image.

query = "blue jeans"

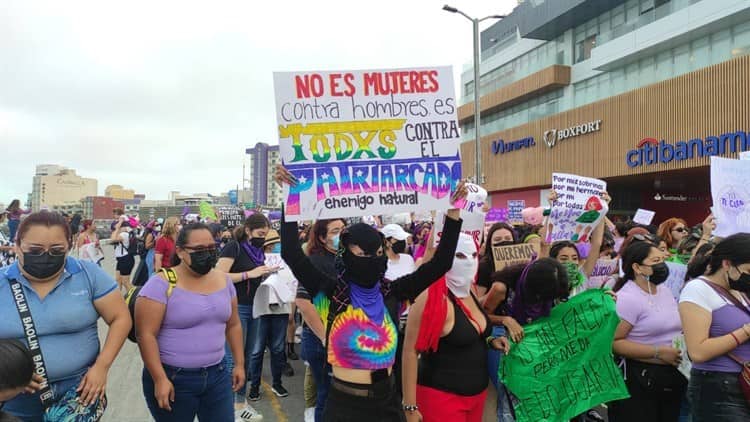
[488,326,514,422]
[8,219,19,243]
[301,326,331,422]
[224,303,254,398]
[4,377,80,422]
[145,248,155,275]
[249,313,288,388]
[142,363,233,422]
[688,369,750,421]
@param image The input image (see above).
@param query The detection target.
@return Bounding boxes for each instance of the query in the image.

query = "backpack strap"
[160,268,178,297]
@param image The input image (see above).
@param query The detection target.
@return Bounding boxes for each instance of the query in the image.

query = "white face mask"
[446,233,478,298]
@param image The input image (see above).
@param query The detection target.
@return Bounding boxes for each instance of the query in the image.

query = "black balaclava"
[336,223,387,288]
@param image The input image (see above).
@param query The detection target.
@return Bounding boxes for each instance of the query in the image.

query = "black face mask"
[250,237,266,248]
[343,250,387,288]
[493,241,514,247]
[391,240,406,255]
[644,262,670,285]
[188,250,218,275]
[729,267,750,293]
[23,252,66,279]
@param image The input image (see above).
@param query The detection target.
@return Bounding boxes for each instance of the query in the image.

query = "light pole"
[443,5,505,185]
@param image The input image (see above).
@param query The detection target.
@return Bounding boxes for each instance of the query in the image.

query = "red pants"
[416,385,487,422]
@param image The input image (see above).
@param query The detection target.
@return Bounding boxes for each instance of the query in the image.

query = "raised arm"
[389,213,462,302]
[280,218,336,297]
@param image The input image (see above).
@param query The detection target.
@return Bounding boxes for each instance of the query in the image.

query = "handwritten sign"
[500,289,628,422]
[585,258,619,289]
[633,209,656,226]
[492,243,540,271]
[665,261,688,301]
[486,208,509,223]
[199,201,218,221]
[273,67,462,221]
[508,200,525,224]
[217,206,245,228]
[711,156,750,237]
[548,173,608,243]
[433,205,484,248]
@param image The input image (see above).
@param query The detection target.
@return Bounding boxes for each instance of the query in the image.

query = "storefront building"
[458,0,750,225]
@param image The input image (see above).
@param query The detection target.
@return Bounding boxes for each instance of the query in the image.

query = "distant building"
[245,142,282,207]
[31,165,97,211]
[82,196,124,220]
[105,185,136,200]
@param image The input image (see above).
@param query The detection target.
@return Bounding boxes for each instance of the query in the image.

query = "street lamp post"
[443,5,505,185]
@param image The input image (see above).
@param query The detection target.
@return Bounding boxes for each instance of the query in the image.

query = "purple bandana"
[241,241,265,266]
[510,260,553,325]
[348,282,385,325]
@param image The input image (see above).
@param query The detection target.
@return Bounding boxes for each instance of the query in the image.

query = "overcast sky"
[0,0,517,203]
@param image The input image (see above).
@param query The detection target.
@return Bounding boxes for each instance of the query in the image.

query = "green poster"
[500,289,628,422]
[198,201,217,220]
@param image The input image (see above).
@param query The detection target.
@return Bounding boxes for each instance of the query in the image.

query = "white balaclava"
[446,233,478,298]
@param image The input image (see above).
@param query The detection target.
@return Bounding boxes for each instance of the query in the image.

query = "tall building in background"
[105,184,136,200]
[461,0,750,226]
[245,143,282,207]
[31,165,97,211]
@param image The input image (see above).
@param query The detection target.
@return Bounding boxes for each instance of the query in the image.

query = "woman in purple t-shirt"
[679,233,750,421]
[608,241,686,422]
[136,223,245,422]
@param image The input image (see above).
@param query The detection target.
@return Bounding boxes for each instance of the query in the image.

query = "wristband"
[402,404,419,412]
[241,272,247,281]
[743,324,750,338]
[731,332,741,346]
[653,345,660,359]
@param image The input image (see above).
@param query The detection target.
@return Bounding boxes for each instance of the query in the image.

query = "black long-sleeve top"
[281,216,463,305]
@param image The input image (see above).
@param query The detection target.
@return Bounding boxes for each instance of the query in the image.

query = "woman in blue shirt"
[0,211,131,422]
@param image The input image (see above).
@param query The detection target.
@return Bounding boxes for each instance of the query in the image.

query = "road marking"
[261,380,288,422]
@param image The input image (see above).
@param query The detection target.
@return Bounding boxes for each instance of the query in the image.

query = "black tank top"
[417,294,492,396]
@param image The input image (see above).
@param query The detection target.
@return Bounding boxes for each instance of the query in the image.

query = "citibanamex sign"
[543,120,602,148]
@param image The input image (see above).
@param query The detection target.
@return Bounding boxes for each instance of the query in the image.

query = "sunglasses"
[22,246,67,257]
[672,227,687,233]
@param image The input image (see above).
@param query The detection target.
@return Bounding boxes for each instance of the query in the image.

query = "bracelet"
[485,336,496,347]
[731,332,741,346]
[402,404,419,412]
[241,272,247,281]
[743,324,750,338]
[653,345,660,359]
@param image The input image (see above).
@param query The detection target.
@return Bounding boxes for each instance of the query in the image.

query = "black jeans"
[608,360,686,422]
[688,369,750,421]
[323,377,405,422]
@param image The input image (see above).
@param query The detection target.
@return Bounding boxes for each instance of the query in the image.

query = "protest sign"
[665,261,688,301]
[585,258,619,289]
[217,206,245,228]
[508,200,525,224]
[711,156,750,237]
[486,208,509,223]
[500,289,628,422]
[198,201,218,221]
[273,67,462,221]
[492,243,540,271]
[633,209,656,226]
[433,211,486,245]
[548,173,608,243]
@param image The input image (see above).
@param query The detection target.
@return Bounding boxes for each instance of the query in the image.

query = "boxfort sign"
[543,120,602,148]
[626,131,750,167]
[492,136,535,155]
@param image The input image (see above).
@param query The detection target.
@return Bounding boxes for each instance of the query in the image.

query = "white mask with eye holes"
[446,233,478,298]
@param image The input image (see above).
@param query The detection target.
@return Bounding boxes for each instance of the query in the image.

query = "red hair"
[657,217,688,247]
[584,196,603,211]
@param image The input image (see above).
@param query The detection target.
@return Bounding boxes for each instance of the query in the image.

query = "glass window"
[711,29,732,64]
[674,44,690,74]
[639,56,656,85]
[691,36,710,70]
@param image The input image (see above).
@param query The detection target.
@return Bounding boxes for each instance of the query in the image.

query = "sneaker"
[235,405,263,422]
[247,385,261,402]
[271,384,289,398]
[304,407,315,422]
[283,362,295,377]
